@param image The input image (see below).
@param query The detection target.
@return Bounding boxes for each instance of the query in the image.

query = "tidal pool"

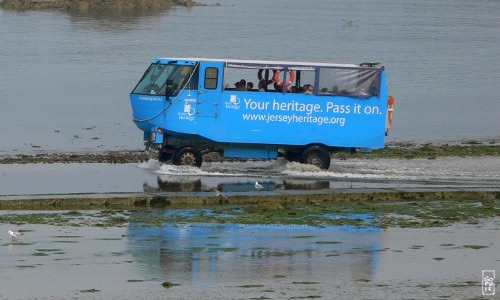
[0,208,498,299]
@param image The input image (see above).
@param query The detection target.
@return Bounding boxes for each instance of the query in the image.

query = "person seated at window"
[331,85,339,94]
[274,82,282,92]
[306,85,314,94]
[273,82,291,92]
[234,79,247,91]
[303,84,313,94]
[246,82,254,91]
[258,80,266,92]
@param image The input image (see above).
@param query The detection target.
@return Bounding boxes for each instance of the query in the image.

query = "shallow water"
[1,156,499,196]
[1,216,498,299]
[1,0,499,154]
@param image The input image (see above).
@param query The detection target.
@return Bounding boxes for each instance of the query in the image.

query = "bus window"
[132,64,197,97]
[204,67,218,89]
[223,66,256,91]
[132,63,167,95]
[295,69,315,93]
[183,66,199,90]
[318,68,380,98]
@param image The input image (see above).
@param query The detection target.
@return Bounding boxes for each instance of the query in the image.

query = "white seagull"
[8,230,22,241]
[215,189,228,199]
[255,181,264,191]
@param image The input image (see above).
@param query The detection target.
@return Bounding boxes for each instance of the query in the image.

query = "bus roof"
[153,57,381,70]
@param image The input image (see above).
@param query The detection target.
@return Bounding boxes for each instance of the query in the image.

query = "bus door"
[196,61,224,118]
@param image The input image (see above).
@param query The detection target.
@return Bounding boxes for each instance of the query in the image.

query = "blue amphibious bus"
[130,58,394,169]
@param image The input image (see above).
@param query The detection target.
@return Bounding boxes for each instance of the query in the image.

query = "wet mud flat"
[0,201,499,299]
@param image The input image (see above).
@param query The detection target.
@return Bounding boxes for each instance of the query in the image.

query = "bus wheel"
[173,147,202,167]
[300,146,330,170]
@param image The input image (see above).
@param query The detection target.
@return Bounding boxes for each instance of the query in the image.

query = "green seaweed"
[80,289,100,293]
[316,241,342,244]
[1,198,498,229]
[161,281,181,288]
[462,245,489,250]
[292,235,315,239]
[208,247,238,252]
[335,144,500,160]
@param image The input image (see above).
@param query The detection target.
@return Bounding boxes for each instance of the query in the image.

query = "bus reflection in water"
[126,214,382,288]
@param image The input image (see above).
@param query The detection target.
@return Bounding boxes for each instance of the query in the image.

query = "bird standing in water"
[215,189,228,199]
[255,182,264,191]
[8,230,22,241]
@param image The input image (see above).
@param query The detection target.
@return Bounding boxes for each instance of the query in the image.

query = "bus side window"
[204,67,218,89]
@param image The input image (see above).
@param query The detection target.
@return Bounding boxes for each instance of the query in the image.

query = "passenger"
[258,80,266,92]
[274,82,282,92]
[303,84,313,94]
[235,79,247,91]
[246,82,254,91]
[274,82,288,92]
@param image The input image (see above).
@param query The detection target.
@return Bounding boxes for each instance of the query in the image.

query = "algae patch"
[462,245,489,250]
[1,199,498,229]
[79,289,100,293]
[162,281,181,288]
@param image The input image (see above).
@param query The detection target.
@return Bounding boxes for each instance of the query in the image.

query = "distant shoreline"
[0,0,206,11]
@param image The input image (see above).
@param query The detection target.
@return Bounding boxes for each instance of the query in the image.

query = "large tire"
[300,146,331,170]
[173,147,203,167]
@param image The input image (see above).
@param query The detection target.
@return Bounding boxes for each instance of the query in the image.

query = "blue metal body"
[130,58,390,159]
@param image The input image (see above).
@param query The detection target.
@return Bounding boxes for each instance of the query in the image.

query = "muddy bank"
[0,0,205,11]
[1,140,498,164]
[0,190,498,213]
[0,151,150,164]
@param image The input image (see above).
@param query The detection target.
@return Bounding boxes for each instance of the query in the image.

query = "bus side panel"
[158,70,388,149]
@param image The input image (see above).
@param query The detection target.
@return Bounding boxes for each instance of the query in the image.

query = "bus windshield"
[132,63,198,97]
